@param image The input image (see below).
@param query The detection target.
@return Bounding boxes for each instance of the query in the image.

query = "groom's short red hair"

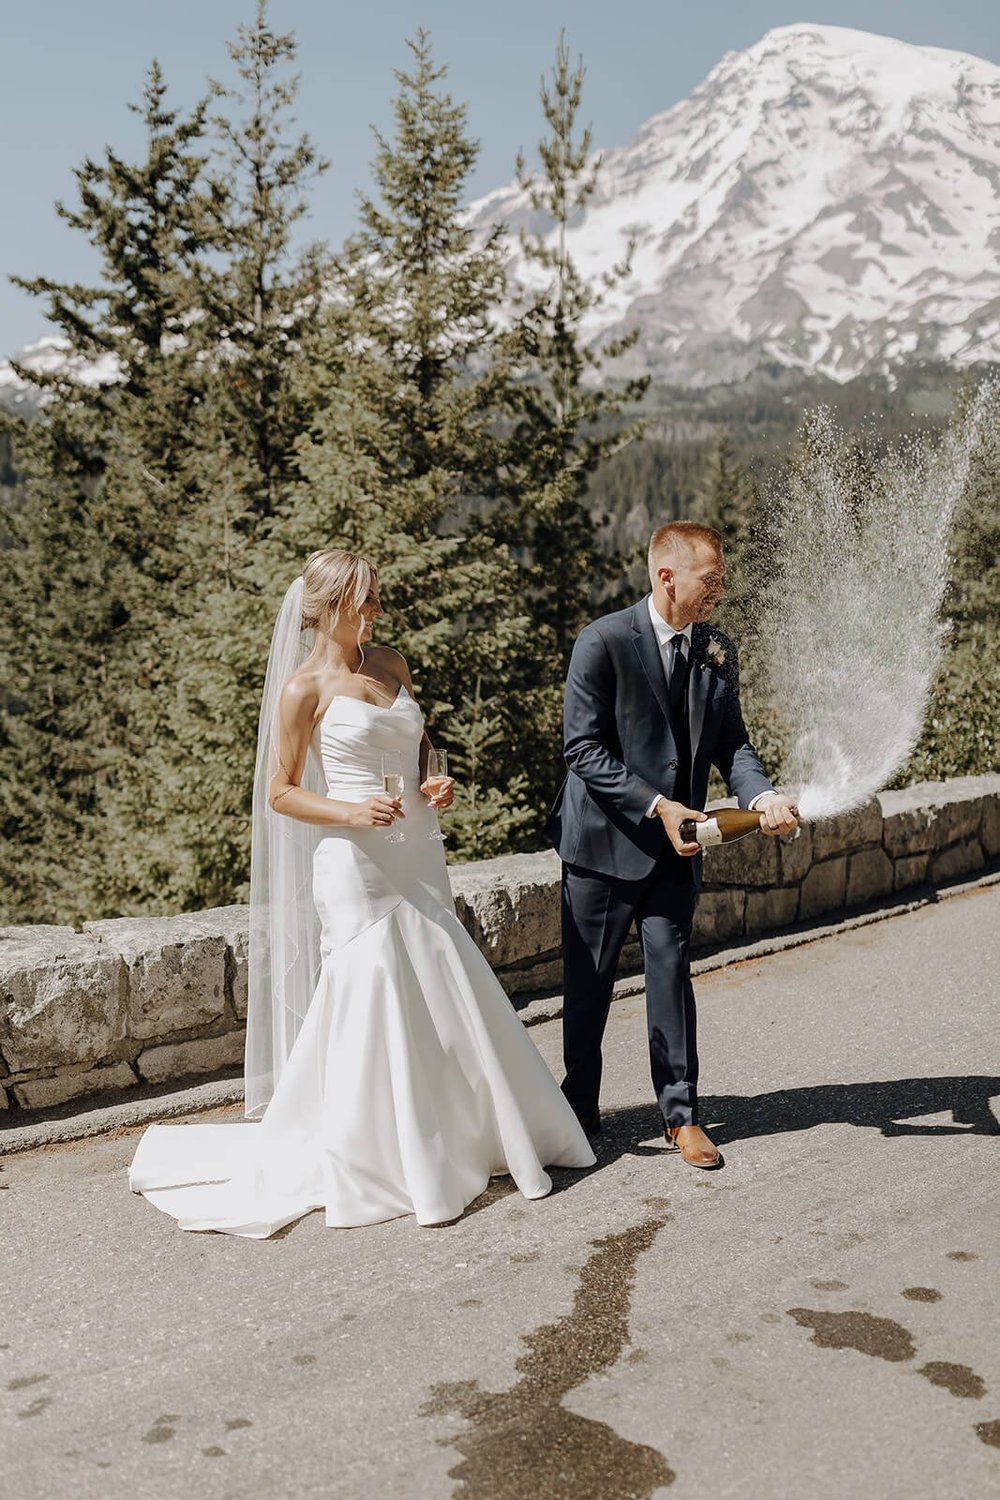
[648,521,723,583]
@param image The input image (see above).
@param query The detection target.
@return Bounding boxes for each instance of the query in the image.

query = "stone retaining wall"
[2,775,998,1114]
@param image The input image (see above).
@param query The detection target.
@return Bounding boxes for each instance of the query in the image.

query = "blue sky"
[3,0,999,352]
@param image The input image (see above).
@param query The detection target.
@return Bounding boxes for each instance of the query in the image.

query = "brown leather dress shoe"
[664,1124,723,1170]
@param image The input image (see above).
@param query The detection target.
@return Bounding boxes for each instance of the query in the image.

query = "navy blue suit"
[546,596,772,1126]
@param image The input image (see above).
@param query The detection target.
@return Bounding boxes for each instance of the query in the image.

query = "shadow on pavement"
[702,1075,1000,1145]
[586,1076,1000,1162]
[283,1076,1000,1230]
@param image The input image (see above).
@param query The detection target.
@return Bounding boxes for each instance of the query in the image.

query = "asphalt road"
[2,883,998,1500]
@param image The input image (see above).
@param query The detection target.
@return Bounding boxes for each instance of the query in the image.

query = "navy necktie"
[668,634,688,719]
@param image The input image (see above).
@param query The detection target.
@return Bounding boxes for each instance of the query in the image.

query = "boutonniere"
[704,635,727,671]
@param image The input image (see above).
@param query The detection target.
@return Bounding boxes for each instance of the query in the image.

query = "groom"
[546,522,798,1168]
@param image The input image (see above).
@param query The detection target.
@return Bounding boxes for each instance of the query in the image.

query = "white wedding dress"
[129,687,594,1237]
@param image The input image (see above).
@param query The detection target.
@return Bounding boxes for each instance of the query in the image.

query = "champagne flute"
[424,747,449,843]
[381,751,406,843]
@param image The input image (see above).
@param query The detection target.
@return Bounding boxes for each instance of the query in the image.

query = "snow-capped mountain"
[469,23,1000,385]
[0,335,118,414]
[6,25,1000,395]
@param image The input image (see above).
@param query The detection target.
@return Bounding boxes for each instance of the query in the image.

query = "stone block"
[451,851,561,969]
[846,847,895,908]
[11,1062,138,1112]
[799,857,848,922]
[879,778,995,860]
[0,927,125,1073]
[502,958,564,1000]
[210,905,250,1020]
[808,799,883,863]
[693,889,745,947]
[894,854,929,892]
[137,1029,246,1085]
[980,794,1000,858]
[0,1082,8,1110]
[745,887,800,936]
[927,841,985,886]
[777,822,814,887]
[702,817,779,887]
[84,911,228,1042]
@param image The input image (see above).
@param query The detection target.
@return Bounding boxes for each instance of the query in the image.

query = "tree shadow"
[588,1076,1000,1162]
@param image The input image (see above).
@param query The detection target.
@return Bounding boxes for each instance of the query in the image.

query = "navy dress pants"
[560,856,700,1128]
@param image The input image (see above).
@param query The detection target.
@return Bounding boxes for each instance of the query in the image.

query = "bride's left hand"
[421,776,456,810]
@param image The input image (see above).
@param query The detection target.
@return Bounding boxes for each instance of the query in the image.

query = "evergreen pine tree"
[0,411,117,922]
[504,34,649,652]
[693,432,760,618]
[485,34,650,817]
[280,32,536,859]
[900,385,1000,781]
[691,432,780,794]
[1,66,212,919]
[110,0,330,910]
[195,0,328,522]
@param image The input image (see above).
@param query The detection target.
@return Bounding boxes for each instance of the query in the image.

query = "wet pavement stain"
[7,1373,49,1391]
[975,1418,1000,1448]
[423,1211,674,1500]
[918,1362,986,1399]
[902,1287,942,1303]
[142,1415,179,1445]
[786,1309,916,1362]
[17,1396,51,1419]
[946,1250,978,1262]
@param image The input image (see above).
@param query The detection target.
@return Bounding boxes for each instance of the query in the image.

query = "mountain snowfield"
[470,23,1000,385]
[4,23,1000,395]
[0,336,118,410]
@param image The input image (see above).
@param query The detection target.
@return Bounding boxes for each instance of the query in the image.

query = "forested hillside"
[2,7,997,927]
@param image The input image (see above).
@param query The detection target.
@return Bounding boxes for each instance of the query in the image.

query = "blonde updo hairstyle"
[301,549,378,632]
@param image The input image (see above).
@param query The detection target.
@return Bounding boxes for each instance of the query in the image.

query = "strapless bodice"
[316,686,424,802]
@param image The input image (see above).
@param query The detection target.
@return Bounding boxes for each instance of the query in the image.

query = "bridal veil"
[244,577,325,1118]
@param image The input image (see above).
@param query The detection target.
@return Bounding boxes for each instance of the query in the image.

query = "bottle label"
[698,818,723,847]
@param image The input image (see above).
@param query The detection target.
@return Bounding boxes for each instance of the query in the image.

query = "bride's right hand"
[350,795,402,829]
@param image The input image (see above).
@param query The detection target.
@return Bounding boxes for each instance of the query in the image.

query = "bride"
[129,549,594,1236]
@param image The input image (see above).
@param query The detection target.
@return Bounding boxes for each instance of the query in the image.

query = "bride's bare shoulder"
[366,644,412,689]
[278,668,323,721]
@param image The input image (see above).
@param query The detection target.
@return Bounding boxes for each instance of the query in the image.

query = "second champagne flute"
[381,751,406,843]
[424,747,449,842]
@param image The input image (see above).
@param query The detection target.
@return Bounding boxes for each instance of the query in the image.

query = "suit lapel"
[630,599,673,729]
[688,622,713,762]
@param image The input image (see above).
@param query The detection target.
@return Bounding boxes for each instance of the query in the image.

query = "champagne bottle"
[679,807,767,848]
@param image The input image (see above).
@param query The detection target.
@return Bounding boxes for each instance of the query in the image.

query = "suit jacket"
[546,596,773,880]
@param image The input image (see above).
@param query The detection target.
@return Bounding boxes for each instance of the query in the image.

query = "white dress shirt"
[643,595,773,819]
[646,593,692,666]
